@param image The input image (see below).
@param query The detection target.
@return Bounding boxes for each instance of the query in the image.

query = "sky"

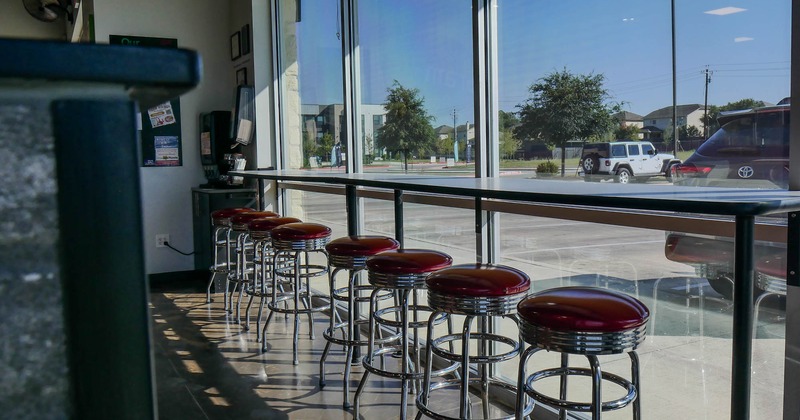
[295,0,790,127]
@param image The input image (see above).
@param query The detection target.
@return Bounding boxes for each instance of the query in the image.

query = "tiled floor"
[151,287,520,420]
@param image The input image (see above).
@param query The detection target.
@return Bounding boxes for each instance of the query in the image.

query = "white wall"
[93,0,237,274]
[0,0,67,40]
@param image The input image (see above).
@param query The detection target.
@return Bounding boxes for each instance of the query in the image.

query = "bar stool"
[262,222,331,363]
[206,207,254,306]
[228,211,280,324]
[245,216,302,341]
[417,264,532,420]
[515,287,649,420]
[319,235,401,408]
[354,249,456,420]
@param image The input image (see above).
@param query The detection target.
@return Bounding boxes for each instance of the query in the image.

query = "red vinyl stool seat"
[262,222,332,365]
[206,207,254,306]
[417,264,532,420]
[319,235,401,408]
[516,287,649,419]
[245,216,301,344]
[226,211,279,324]
[353,249,456,419]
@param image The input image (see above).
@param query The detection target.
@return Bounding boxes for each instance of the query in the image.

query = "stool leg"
[302,251,316,340]
[354,288,381,418]
[256,245,269,342]
[559,353,569,420]
[224,229,234,312]
[261,251,280,352]
[418,312,439,416]
[480,315,490,419]
[206,226,223,303]
[411,289,421,395]
[319,265,342,389]
[630,351,642,420]
[516,346,539,420]
[587,355,602,419]
[459,315,474,419]
[292,250,302,365]
[400,289,411,420]
[343,268,358,409]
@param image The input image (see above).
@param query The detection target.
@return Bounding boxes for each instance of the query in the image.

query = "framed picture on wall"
[236,67,247,86]
[230,31,241,61]
[241,24,251,55]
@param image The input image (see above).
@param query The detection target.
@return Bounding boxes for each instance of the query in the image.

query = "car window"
[627,145,640,156]
[611,144,627,157]
[696,116,757,156]
[756,111,790,148]
[641,143,654,155]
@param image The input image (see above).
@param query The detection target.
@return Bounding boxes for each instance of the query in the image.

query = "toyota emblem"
[737,166,755,178]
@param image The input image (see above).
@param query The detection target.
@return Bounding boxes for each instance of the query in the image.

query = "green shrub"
[536,160,559,174]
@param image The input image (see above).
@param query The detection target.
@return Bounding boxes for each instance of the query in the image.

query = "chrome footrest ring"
[275,264,329,279]
[374,305,448,330]
[525,366,637,413]
[416,378,528,420]
[362,346,459,380]
[430,332,521,364]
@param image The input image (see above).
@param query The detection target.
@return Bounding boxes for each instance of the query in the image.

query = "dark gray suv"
[671,104,789,188]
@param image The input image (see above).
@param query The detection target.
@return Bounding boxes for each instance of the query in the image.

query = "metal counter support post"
[346,184,357,236]
[53,100,155,418]
[731,215,754,420]
[394,189,404,247]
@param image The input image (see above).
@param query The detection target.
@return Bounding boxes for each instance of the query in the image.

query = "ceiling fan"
[22,0,72,23]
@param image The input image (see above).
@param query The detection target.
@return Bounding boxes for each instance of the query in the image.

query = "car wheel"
[615,168,631,184]
[582,154,600,174]
[665,164,675,182]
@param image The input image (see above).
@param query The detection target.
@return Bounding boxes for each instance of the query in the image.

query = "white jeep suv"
[580,141,681,183]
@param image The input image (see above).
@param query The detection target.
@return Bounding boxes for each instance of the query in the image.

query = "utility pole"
[452,108,459,162]
[703,66,713,140]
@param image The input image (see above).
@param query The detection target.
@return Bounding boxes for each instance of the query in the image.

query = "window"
[271,2,792,417]
[358,0,474,170]
[611,144,627,158]
[628,144,640,156]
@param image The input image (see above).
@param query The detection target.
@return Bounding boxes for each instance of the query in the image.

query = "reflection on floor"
[151,274,786,420]
[151,288,517,419]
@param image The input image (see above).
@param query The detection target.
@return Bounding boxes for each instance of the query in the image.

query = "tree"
[701,98,766,137]
[515,68,619,176]
[318,132,334,162]
[499,130,521,159]
[376,80,437,170]
[613,123,641,141]
[437,135,455,156]
[663,125,702,148]
[499,110,520,131]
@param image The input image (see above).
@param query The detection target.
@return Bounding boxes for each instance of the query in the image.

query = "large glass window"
[495,1,790,418]
[278,0,344,172]
[357,0,474,173]
[271,1,792,418]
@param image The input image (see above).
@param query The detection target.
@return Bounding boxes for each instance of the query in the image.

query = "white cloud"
[734,37,754,43]
[704,7,747,16]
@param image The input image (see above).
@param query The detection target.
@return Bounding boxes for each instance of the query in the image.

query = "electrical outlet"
[156,234,170,248]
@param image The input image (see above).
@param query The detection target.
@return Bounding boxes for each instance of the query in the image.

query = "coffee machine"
[199,111,246,188]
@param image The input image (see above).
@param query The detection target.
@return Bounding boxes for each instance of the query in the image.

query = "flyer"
[154,136,180,166]
[148,102,176,129]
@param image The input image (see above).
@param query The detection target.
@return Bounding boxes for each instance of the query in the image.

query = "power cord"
[164,241,196,256]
